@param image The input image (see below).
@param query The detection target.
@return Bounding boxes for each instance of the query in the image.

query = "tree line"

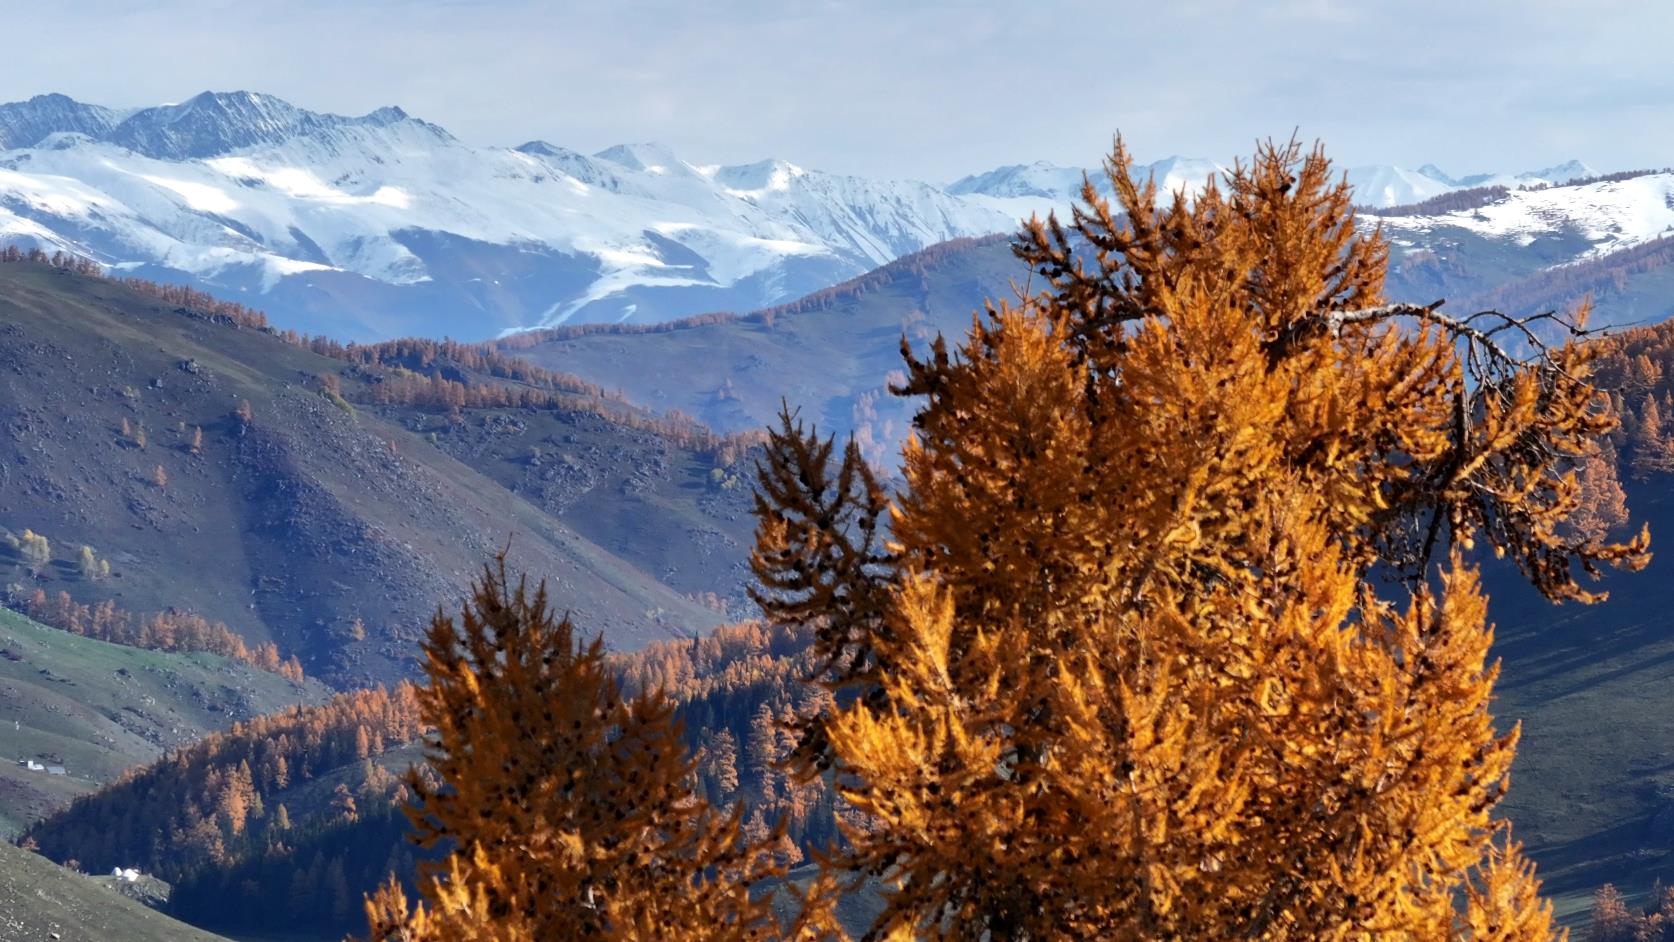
[14,587,305,681]
[24,685,423,877]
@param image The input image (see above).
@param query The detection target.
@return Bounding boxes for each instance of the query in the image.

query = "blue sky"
[6,0,1665,182]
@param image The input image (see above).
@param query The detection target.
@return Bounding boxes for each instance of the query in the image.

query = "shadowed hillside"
[500,227,1674,462]
[0,841,232,942]
[495,235,1023,463]
[0,258,760,687]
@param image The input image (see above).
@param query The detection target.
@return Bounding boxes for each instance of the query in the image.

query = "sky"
[4,0,1668,183]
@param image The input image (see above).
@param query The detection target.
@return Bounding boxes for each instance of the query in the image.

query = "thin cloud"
[1,0,1666,181]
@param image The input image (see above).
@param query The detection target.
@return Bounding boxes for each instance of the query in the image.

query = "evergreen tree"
[753,138,1648,940]
[1568,447,1630,541]
[708,729,742,799]
[1587,884,1635,942]
[360,560,800,941]
[1632,398,1674,479]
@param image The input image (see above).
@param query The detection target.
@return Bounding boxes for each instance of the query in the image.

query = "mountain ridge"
[0,89,1628,341]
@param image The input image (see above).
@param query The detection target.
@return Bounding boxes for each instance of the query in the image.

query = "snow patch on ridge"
[1377,174,1674,260]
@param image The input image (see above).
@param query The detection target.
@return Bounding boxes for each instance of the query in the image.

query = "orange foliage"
[25,685,422,876]
[751,139,1639,939]
[361,562,800,941]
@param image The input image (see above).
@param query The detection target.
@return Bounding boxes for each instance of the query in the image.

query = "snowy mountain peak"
[105,91,305,159]
[91,91,452,161]
[711,158,807,195]
[1343,164,1456,207]
[593,142,688,175]
[1415,163,1460,186]
[0,89,1643,343]
[952,155,1605,211]
[1521,159,1595,183]
[947,162,1088,199]
[363,105,410,126]
[0,93,123,150]
[514,140,576,159]
[948,156,1227,204]
[1142,156,1228,198]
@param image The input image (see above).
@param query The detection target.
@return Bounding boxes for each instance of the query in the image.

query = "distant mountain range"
[0,90,1636,340]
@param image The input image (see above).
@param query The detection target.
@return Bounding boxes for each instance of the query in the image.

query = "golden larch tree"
[360,560,799,942]
[753,139,1648,940]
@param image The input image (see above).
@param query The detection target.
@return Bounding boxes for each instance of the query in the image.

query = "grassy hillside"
[0,607,327,835]
[0,840,232,942]
[0,260,757,686]
[1478,478,1674,925]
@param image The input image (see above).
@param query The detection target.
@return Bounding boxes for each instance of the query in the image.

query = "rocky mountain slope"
[0,257,760,688]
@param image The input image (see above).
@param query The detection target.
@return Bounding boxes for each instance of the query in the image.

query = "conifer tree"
[1587,884,1635,942]
[754,139,1649,940]
[1632,398,1674,479]
[707,729,742,799]
[1568,448,1630,541]
[360,560,796,942]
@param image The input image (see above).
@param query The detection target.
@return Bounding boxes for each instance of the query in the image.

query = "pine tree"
[359,559,796,942]
[1632,398,1674,479]
[1587,884,1635,942]
[1567,447,1630,541]
[753,138,1648,940]
[747,701,782,802]
[217,761,255,836]
[709,729,741,798]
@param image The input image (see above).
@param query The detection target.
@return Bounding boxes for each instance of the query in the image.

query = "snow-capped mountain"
[947,157,1602,211]
[1376,170,1674,262]
[0,90,1637,341]
[0,91,1021,339]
